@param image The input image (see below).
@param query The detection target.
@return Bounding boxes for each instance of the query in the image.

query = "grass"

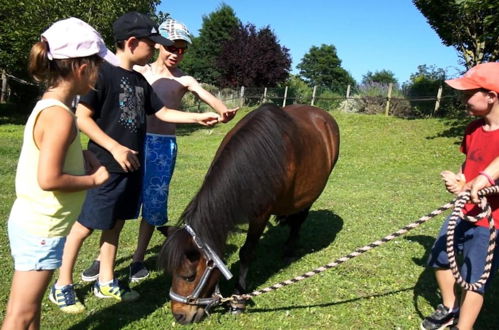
[0,106,498,329]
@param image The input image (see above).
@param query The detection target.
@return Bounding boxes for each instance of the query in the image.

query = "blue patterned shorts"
[141,133,177,226]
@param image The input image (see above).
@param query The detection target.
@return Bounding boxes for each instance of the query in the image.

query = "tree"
[297,44,355,94]
[216,23,291,88]
[413,0,499,69]
[0,0,161,103]
[180,4,240,85]
[403,64,459,117]
[361,70,398,86]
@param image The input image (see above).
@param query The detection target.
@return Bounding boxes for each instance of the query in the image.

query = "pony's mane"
[158,103,299,273]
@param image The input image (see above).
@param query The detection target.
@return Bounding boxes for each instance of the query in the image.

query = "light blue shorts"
[8,220,66,271]
[141,133,177,226]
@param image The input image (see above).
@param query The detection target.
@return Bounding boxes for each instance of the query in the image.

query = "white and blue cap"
[158,18,192,44]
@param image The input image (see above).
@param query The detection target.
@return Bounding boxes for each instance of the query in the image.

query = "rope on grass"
[224,186,499,304]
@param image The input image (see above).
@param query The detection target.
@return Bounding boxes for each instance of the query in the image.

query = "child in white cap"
[129,18,238,281]
[2,17,116,328]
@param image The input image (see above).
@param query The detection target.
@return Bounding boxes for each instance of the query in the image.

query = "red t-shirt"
[461,119,499,229]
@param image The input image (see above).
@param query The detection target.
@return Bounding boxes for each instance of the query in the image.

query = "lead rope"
[221,186,499,305]
[446,186,498,291]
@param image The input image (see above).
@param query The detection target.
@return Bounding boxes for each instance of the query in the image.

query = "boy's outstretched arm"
[154,106,220,126]
[185,76,239,123]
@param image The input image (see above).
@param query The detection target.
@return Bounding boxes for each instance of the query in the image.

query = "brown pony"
[158,103,340,324]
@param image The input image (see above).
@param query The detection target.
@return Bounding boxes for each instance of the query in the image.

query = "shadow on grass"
[223,209,343,297]
[69,273,171,330]
[425,117,472,143]
[242,287,414,314]
[406,234,499,328]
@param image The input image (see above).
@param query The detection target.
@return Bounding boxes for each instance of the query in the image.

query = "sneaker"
[81,260,100,282]
[93,279,140,302]
[129,262,150,283]
[421,304,458,330]
[48,284,85,314]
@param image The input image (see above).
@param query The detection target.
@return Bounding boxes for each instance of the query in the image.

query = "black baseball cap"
[113,11,173,46]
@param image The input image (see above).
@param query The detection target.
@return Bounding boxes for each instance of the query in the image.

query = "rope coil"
[225,186,499,304]
[446,186,498,291]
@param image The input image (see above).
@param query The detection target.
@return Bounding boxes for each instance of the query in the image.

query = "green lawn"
[0,106,497,329]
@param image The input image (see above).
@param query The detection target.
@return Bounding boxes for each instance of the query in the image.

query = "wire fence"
[181,83,462,118]
[1,71,461,118]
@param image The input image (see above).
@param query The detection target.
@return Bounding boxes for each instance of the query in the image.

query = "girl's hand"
[92,166,109,186]
[441,170,466,195]
[109,144,140,172]
[83,150,101,174]
[196,112,221,126]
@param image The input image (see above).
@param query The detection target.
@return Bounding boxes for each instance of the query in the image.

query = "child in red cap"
[421,62,499,330]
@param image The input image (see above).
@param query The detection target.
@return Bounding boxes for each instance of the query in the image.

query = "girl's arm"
[76,103,140,172]
[35,106,108,192]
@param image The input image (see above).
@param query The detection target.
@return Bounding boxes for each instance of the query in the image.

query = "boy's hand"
[441,170,466,195]
[109,144,140,172]
[470,174,491,204]
[196,112,221,126]
[219,107,239,123]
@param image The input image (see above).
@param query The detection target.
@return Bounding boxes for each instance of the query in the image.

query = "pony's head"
[158,226,231,324]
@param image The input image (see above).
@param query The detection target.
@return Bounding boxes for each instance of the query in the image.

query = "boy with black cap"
[51,12,220,312]
[129,18,239,282]
[421,62,499,330]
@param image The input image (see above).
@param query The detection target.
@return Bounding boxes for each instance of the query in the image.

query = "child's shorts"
[78,171,142,230]
[141,133,177,226]
[8,220,65,271]
[427,216,499,294]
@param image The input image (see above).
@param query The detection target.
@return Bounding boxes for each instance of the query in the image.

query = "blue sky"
[158,0,463,84]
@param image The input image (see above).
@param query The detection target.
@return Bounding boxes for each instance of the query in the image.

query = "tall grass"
[0,107,497,329]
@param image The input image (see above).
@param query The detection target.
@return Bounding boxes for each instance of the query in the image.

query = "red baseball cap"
[445,62,499,93]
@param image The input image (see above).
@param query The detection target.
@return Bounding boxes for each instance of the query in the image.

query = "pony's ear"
[157,225,178,237]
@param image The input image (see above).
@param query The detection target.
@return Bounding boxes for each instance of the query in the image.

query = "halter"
[169,224,233,308]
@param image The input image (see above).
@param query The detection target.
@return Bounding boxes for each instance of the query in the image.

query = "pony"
[158,103,340,324]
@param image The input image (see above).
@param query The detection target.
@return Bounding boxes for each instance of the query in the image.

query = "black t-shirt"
[79,62,164,172]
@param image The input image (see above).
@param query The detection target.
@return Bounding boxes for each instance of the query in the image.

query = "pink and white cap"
[41,17,119,66]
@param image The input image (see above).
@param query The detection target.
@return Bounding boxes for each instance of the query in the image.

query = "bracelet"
[479,171,495,186]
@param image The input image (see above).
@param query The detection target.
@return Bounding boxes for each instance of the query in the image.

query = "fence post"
[346,84,351,98]
[311,85,317,106]
[239,86,245,107]
[1,70,7,104]
[263,87,267,103]
[282,86,288,107]
[384,83,393,116]
[433,85,443,115]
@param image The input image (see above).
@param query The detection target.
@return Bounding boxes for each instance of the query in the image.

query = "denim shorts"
[427,216,499,294]
[78,171,142,230]
[8,220,65,271]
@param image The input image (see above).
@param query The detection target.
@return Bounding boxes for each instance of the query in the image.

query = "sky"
[157,0,463,84]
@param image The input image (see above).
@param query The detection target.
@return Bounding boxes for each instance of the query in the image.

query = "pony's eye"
[183,275,196,282]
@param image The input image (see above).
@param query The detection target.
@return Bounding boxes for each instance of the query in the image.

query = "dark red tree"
[216,23,291,88]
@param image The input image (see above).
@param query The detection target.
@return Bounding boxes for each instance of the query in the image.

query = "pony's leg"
[283,207,310,261]
[231,216,269,313]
